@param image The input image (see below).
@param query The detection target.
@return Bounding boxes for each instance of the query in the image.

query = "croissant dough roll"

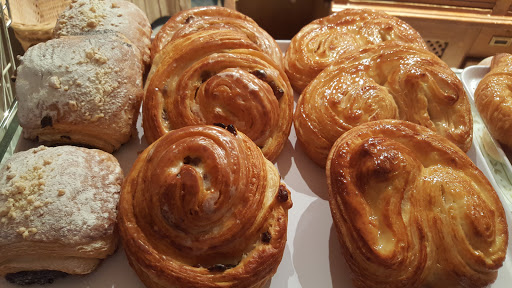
[118,125,292,288]
[151,6,282,67]
[16,33,143,153]
[0,146,122,280]
[294,41,472,166]
[474,53,512,149]
[54,0,152,67]
[285,8,427,92]
[327,120,508,288]
[144,29,293,161]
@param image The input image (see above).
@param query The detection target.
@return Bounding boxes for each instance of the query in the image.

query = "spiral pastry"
[294,41,472,167]
[475,53,512,149]
[143,29,293,161]
[118,125,292,288]
[151,6,283,67]
[284,8,427,92]
[327,119,508,288]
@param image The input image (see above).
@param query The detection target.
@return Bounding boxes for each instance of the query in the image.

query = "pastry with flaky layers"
[151,6,282,67]
[475,53,512,149]
[16,33,143,153]
[294,41,472,167]
[327,120,508,288]
[0,145,123,285]
[54,0,152,67]
[144,29,293,161]
[118,125,292,288]
[284,8,427,93]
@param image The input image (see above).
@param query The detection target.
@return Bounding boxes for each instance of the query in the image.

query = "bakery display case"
[1,1,512,288]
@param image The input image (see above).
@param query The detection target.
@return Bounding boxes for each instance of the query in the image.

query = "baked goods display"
[2,4,511,288]
[145,23,293,161]
[474,53,512,149]
[16,32,144,153]
[118,125,292,288]
[294,41,473,166]
[284,8,428,92]
[327,120,508,288]
[0,146,123,285]
[151,6,283,67]
[54,0,152,68]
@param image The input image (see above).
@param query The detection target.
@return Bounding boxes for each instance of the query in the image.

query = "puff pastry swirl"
[327,120,508,288]
[143,29,293,161]
[118,125,292,288]
[474,53,512,149]
[151,6,283,67]
[284,8,427,92]
[294,41,472,166]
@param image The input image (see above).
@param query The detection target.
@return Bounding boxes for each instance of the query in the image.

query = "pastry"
[151,6,283,67]
[474,53,512,149]
[294,41,472,166]
[54,0,152,67]
[0,145,123,285]
[284,8,427,92]
[144,29,293,161]
[327,119,508,288]
[118,124,292,288]
[16,32,144,153]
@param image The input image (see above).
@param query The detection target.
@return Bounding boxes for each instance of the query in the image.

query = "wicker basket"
[8,0,71,50]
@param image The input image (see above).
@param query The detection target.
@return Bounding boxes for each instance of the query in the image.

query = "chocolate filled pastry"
[294,41,472,167]
[474,53,512,149]
[327,120,508,288]
[151,6,283,67]
[16,33,144,153]
[54,0,152,67]
[118,125,292,288]
[143,29,293,161]
[0,146,123,284]
[284,8,427,93]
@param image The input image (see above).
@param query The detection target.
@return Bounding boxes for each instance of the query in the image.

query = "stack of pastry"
[16,0,151,153]
[286,9,472,167]
[144,6,293,161]
[2,0,151,284]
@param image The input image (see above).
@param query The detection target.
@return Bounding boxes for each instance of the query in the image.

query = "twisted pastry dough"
[327,120,508,288]
[118,125,292,288]
[151,6,283,67]
[284,8,427,93]
[294,41,472,167]
[475,53,512,149]
[143,29,293,161]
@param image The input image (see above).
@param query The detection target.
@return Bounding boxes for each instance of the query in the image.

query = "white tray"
[2,45,512,288]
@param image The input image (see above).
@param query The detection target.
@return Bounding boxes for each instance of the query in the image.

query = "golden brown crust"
[54,0,152,67]
[327,120,508,288]
[474,53,512,149]
[143,29,293,161]
[294,41,472,167]
[16,33,144,153]
[118,125,292,288]
[0,146,123,275]
[151,6,282,67]
[284,8,428,93]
